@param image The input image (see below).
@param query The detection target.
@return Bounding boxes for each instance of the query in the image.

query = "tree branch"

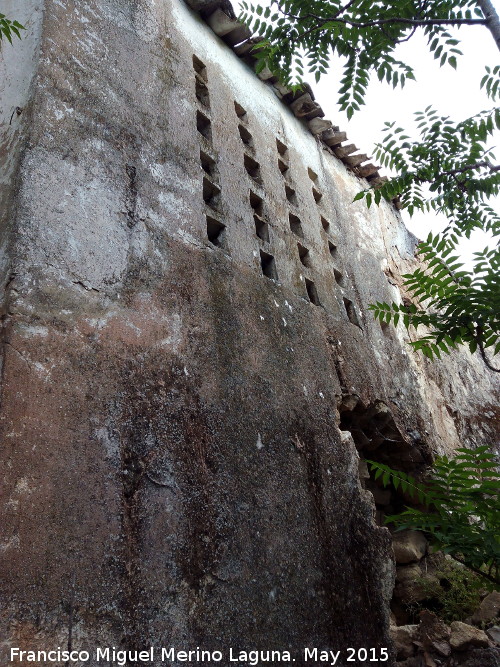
[441,160,500,177]
[476,327,500,372]
[278,10,488,30]
[331,17,487,29]
[477,0,500,51]
[449,553,500,585]
[275,9,488,47]
[332,0,359,20]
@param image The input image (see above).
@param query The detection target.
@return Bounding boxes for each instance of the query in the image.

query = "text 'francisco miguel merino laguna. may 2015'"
[9,646,391,665]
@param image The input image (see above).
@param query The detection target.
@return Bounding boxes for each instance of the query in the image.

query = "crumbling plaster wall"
[0,0,498,664]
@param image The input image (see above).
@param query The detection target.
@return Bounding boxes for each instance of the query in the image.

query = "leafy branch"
[368,446,500,586]
[239,1,492,118]
[356,104,500,369]
[0,14,25,45]
[368,233,500,369]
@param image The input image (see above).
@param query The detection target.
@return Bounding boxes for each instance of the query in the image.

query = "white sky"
[311,23,500,266]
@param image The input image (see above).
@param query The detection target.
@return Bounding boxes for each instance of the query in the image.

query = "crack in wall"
[125,164,138,228]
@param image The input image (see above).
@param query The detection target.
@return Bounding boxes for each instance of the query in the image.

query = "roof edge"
[183,0,388,189]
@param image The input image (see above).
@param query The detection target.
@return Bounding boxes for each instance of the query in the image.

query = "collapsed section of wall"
[0,1,497,665]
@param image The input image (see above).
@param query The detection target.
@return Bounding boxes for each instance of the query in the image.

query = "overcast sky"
[310,22,500,265]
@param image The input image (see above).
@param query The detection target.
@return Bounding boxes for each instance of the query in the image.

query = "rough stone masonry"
[0,1,498,666]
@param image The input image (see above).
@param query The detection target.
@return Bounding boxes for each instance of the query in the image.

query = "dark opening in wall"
[276,139,290,176]
[285,185,297,204]
[249,190,263,216]
[197,110,211,140]
[260,250,278,280]
[244,154,262,183]
[343,297,361,327]
[305,278,321,305]
[200,150,217,179]
[289,213,303,238]
[312,187,323,204]
[308,167,318,182]
[337,395,427,473]
[321,216,330,232]
[336,393,429,625]
[239,124,253,147]
[203,176,221,209]
[192,55,208,81]
[206,215,225,247]
[195,77,210,107]
[297,242,311,268]
[278,158,289,175]
[276,138,288,156]
[254,216,269,243]
[234,101,247,121]
[328,240,337,257]
[333,268,343,285]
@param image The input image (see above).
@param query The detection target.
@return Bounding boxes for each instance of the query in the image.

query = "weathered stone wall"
[0,1,498,665]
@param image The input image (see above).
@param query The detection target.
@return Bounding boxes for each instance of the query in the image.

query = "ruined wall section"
[0,0,498,664]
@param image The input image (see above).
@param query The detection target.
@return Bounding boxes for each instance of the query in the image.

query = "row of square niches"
[194,56,359,326]
[248,140,357,323]
[193,56,227,248]
[273,137,352,320]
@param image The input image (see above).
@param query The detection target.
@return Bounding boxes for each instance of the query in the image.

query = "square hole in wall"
[244,154,262,183]
[234,101,247,121]
[278,158,289,175]
[200,150,217,179]
[203,176,221,209]
[297,242,311,268]
[239,124,253,147]
[254,215,269,243]
[343,297,361,327]
[285,185,297,204]
[197,110,211,140]
[312,187,322,204]
[250,190,263,216]
[260,250,278,280]
[305,278,321,306]
[206,215,225,247]
[328,240,337,257]
[289,213,303,238]
[333,268,343,285]
[193,55,207,81]
[308,167,318,182]
[276,138,288,156]
[195,77,210,107]
[321,216,330,232]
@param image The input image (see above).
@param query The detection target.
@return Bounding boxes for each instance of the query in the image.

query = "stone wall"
[0,1,498,665]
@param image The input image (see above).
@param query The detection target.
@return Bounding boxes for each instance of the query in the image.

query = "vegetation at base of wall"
[405,560,487,624]
[240,0,500,371]
[367,446,500,586]
[0,14,25,45]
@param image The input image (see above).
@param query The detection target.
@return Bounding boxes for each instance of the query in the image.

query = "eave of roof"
[183,0,389,189]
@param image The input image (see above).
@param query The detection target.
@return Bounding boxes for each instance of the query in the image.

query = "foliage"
[368,232,500,365]
[368,446,500,586]
[240,1,489,119]
[240,0,500,370]
[407,561,487,623]
[362,95,500,368]
[0,14,25,45]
